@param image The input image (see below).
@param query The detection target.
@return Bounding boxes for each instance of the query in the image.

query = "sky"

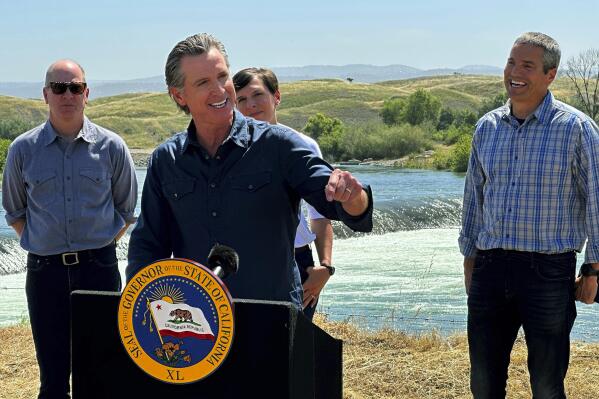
[1,0,598,82]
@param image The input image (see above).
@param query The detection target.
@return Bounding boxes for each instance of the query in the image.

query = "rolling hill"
[0,75,578,149]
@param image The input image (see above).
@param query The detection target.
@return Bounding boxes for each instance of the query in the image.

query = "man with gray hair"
[460,32,599,398]
[2,59,137,399]
[127,33,373,308]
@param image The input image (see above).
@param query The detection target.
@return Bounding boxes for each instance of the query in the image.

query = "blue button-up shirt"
[2,118,138,255]
[459,91,599,263]
[127,110,373,307]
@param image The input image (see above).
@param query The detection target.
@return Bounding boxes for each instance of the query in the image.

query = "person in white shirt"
[233,67,334,320]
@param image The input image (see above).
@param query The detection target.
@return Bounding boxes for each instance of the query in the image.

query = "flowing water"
[1,167,597,340]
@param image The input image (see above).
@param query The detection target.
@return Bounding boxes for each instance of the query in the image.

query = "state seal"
[117,258,235,384]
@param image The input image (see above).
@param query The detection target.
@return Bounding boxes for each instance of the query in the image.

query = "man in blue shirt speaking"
[460,32,599,398]
[127,33,373,309]
[2,59,138,399]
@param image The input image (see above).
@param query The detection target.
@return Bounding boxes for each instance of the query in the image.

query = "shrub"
[0,118,37,140]
[0,138,12,173]
[450,134,473,173]
[380,97,406,126]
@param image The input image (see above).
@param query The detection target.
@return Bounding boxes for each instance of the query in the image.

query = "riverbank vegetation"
[0,75,583,172]
[2,316,599,399]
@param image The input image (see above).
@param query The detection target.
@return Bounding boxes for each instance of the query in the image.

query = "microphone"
[207,244,239,279]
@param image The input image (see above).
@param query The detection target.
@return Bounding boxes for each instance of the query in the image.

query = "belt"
[29,242,116,266]
[294,245,311,254]
[477,248,574,258]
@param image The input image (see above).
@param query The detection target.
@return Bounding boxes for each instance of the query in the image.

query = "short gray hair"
[513,32,561,73]
[165,33,230,114]
[44,59,86,86]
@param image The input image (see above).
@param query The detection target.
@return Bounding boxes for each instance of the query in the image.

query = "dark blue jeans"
[25,243,120,399]
[468,249,577,399]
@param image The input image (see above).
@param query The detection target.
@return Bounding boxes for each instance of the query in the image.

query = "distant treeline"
[303,90,508,172]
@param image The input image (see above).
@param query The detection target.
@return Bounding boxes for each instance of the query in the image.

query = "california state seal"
[117,258,234,384]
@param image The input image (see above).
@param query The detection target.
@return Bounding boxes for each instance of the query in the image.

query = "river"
[1,167,598,340]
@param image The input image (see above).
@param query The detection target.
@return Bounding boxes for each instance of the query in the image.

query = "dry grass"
[312,314,599,399]
[0,324,38,399]
[2,319,599,399]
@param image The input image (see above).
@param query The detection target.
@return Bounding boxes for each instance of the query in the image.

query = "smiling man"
[459,32,599,398]
[127,34,373,308]
[2,59,137,399]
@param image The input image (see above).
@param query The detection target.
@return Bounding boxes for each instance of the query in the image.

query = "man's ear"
[43,87,49,104]
[274,89,281,107]
[169,87,186,107]
[546,68,557,85]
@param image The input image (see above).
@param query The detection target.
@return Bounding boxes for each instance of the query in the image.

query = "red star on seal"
[156,304,162,310]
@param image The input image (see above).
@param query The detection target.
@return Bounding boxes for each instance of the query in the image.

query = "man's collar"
[182,109,251,153]
[41,116,95,146]
[501,91,555,125]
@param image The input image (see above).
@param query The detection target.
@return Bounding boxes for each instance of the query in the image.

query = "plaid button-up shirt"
[459,91,599,263]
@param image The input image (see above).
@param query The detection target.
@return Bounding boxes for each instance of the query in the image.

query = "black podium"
[71,291,342,399]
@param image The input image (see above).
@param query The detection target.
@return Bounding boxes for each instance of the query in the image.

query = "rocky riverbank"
[129,149,152,168]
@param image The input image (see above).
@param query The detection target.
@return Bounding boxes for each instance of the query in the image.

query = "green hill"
[0,75,579,149]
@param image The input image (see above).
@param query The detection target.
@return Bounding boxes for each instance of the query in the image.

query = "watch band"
[580,263,599,277]
[320,263,335,276]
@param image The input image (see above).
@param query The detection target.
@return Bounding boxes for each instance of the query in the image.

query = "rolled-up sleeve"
[111,140,138,224]
[2,142,27,225]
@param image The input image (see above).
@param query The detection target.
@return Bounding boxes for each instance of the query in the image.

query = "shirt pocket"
[79,168,111,207]
[162,179,195,201]
[230,171,271,193]
[25,170,57,208]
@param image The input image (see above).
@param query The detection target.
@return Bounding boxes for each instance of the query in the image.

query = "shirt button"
[67,198,71,202]
[511,182,515,186]
[216,155,221,160]
[211,211,217,217]
[248,184,254,190]
[515,156,518,160]
[173,193,178,199]
[66,176,71,181]
[204,155,210,160]
[506,234,510,238]
[68,219,73,223]
[210,183,216,188]
[508,208,512,212]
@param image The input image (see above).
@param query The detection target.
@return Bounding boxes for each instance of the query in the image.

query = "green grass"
[0,75,580,149]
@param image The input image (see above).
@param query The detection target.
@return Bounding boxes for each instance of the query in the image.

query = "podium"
[71,291,342,399]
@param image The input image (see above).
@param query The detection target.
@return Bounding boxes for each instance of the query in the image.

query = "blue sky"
[1,0,597,81]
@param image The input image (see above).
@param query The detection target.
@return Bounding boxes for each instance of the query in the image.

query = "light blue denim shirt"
[459,91,599,263]
[2,117,137,255]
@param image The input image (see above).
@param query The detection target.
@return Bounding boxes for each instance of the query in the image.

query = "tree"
[303,113,345,160]
[454,109,478,128]
[402,89,441,126]
[437,108,455,130]
[478,93,508,117]
[303,113,344,141]
[565,48,599,121]
[346,77,354,83]
[380,97,405,126]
